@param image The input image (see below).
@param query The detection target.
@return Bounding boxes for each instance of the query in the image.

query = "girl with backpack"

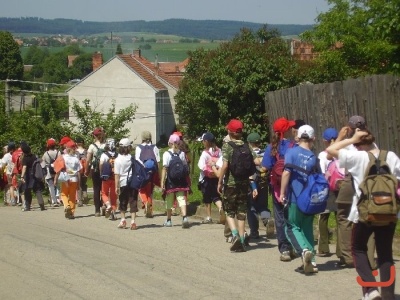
[197,132,225,224]
[327,128,400,300]
[135,131,160,219]
[114,138,139,230]
[100,138,118,220]
[261,117,296,262]
[317,127,339,257]
[160,134,190,228]
[54,141,82,219]
[42,138,62,207]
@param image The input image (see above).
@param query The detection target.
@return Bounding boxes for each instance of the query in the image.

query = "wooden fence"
[265,74,400,154]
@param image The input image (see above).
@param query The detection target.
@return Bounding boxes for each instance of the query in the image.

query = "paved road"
[0,204,399,300]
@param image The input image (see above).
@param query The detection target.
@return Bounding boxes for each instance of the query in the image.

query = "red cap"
[226,119,243,133]
[92,127,104,136]
[46,138,56,147]
[59,136,72,146]
[65,141,76,149]
[273,117,296,134]
[173,131,183,137]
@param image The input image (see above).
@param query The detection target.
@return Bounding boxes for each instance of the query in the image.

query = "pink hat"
[168,134,180,144]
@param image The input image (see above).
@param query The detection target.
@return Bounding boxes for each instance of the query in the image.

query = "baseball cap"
[106,138,115,149]
[297,125,315,139]
[59,136,72,146]
[247,132,261,143]
[65,141,76,149]
[47,138,56,147]
[322,128,338,141]
[119,138,132,147]
[173,131,183,137]
[293,119,306,130]
[168,134,181,144]
[75,137,84,144]
[141,131,152,141]
[273,117,296,133]
[226,119,243,133]
[7,141,16,151]
[348,115,366,129]
[197,132,215,142]
[92,127,104,136]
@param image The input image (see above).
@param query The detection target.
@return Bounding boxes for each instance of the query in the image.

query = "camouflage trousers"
[223,181,248,219]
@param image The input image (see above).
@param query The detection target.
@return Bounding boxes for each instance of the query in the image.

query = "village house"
[67,50,187,144]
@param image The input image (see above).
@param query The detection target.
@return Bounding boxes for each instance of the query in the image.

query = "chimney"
[92,52,103,71]
[133,49,141,58]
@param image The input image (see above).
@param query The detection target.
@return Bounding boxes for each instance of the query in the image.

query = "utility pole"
[5,79,10,115]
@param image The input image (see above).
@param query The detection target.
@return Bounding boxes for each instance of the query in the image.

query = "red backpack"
[270,141,295,187]
[203,148,221,178]
[11,148,23,175]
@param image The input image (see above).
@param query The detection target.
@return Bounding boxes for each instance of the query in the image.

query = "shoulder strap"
[93,144,99,150]
[138,144,144,150]
[228,141,238,149]
[284,163,310,175]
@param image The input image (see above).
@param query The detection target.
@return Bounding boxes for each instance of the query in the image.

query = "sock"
[167,218,171,222]
[240,236,245,243]
[232,229,239,237]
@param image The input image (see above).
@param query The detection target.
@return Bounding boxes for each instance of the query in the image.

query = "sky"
[0,0,330,25]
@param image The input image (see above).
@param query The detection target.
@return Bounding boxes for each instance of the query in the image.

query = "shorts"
[119,186,139,213]
[223,181,248,218]
[201,177,221,204]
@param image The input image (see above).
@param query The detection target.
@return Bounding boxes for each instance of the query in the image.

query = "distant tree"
[68,53,93,80]
[175,27,300,142]
[0,31,24,80]
[116,43,123,54]
[24,45,49,65]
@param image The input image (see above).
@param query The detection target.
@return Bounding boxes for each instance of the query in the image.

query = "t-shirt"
[338,149,400,223]
[87,142,106,163]
[318,150,330,174]
[42,150,62,179]
[162,148,187,167]
[197,147,221,181]
[135,143,161,163]
[62,154,81,183]
[114,154,132,187]
[284,146,317,204]
[221,140,257,186]
[1,153,13,175]
[261,139,296,170]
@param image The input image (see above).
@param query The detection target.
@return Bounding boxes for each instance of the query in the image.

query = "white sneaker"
[363,290,381,300]
[302,250,313,274]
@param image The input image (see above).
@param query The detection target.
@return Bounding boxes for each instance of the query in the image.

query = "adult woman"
[327,127,399,300]
[161,134,190,228]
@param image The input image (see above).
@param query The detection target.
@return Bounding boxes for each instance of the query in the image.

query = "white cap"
[297,125,315,139]
[119,138,132,147]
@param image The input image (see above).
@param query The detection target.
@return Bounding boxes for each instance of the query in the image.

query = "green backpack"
[91,144,105,174]
[357,150,399,225]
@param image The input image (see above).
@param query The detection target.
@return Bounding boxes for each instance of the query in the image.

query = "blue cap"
[323,128,338,141]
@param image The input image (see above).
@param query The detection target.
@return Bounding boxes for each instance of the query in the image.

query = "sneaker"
[266,219,275,239]
[225,235,233,243]
[219,208,226,225]
[295,264,318,274]
[280,251,292,262]
[101,206,106,216]
[21,207,30,212]
[363,290,381,300]
[109,211,116,221]
[316,251,331,257]
[302,250,313,274]
[182,217,190,229]
[249,231,260,240]
[117,220,126,229]
[130,223,137,230]
[105,206,112,218]
[243,232,250,246]
[145,205,153,218]
[290,249,298,259]
[230,235,242,252]
[53,203,59,208]
[202,217,213,224]
[95,212,101,217]
[64,206,72,219]
[164,220,172,227]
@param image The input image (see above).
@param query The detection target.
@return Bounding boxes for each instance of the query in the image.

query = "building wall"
[68,58,174,144]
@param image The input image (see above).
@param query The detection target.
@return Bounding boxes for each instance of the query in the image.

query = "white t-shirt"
[63,154,82,183]
[318,150,330,174]
[135,143,160,163]
[197,147,221,181]
[162,149,187,168]
[100,151,117,164]
[114,154,132,187]
[1,153,13,175]
[87,142,106,163]
[338,149,400,222]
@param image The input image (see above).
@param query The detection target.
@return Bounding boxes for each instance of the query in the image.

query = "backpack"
[167,151,188,184]
[270,142,296,187]
[91,144,105,173]
[46,151,58,175]
[127,157,151,190]
[203,148,221,178]
[11,148,23,175]
[101,152,118,181]
[357,151,399,225]
[138,144,158,173]
[325,158,345,191]
[77,149,87,175]
[228,141,256,180]
[286,163,329,215]
[31,156,47,181]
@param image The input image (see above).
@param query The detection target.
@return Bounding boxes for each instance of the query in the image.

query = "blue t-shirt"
[261,139,296,170]
[284,146,316,204]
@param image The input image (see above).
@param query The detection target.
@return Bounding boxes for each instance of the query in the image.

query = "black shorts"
[201,177,221,204]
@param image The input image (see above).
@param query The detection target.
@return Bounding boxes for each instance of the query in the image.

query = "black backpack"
[31,156,47,181]
[46,151,58,175]
[228,141,256,180]
[167,151,188,184]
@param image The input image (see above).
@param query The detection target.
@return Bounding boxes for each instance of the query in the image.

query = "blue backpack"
[101,152,117,181]
[127,157,151,190]
[285,163,329,215]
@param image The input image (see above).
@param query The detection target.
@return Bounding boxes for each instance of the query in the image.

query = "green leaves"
[0,31,23,80]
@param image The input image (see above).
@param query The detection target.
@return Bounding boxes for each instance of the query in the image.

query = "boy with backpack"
[135,131,160,218]
[42,138,62,207]
[327,127,400,300]
[75,137,88,206]
[100,138,118,220]
[217,119,258,252]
